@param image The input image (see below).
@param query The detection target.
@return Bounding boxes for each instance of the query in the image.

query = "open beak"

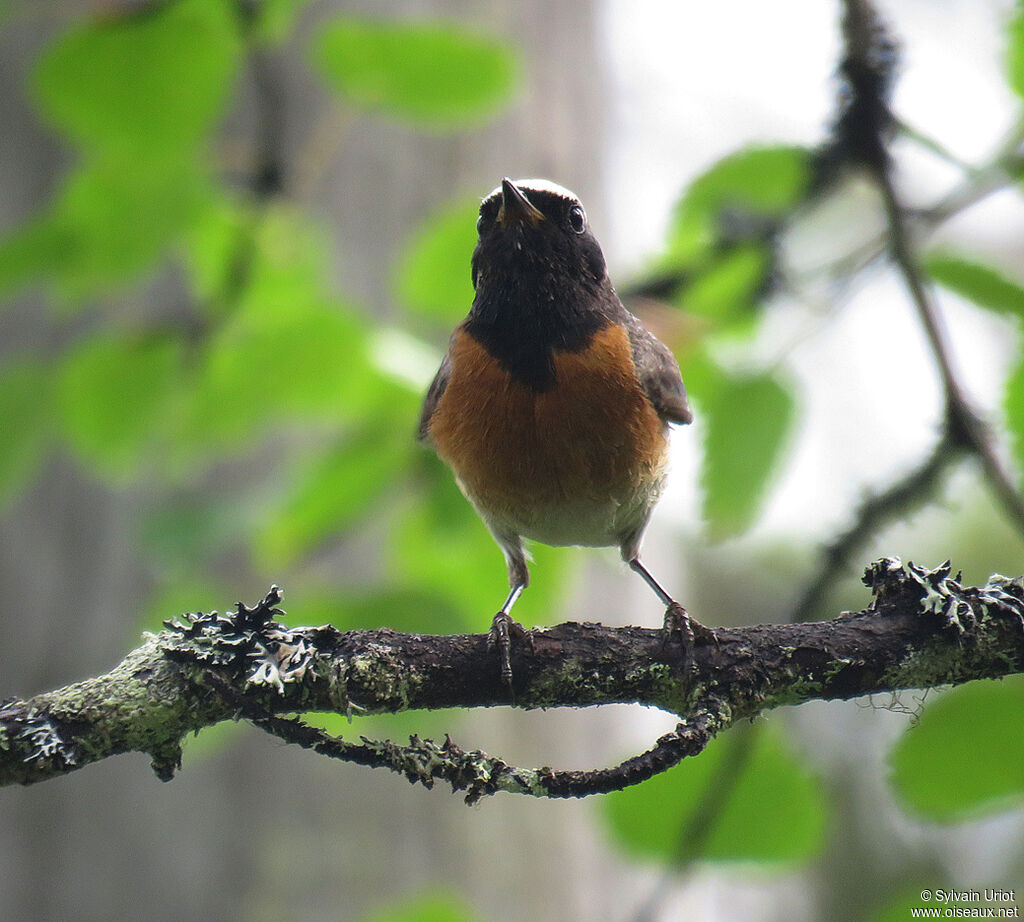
[498,178,544,228]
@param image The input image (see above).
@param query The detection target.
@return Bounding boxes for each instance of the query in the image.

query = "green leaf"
[662,144,811,274]
[699,364,795,539]
[292,586,465,635]
[361,890,479,922]
[302,707,462,754]
[54,156,210,301]
[175,208,378,459]
[253,0,311,44]
[0,360,53,510]
[334,587,465,635]
[180,299,369,452]
[889,676,1024,820]
[33,0,242,159]
[58,331,184,479]
[601,722,827,865]
[254,425,413,568]
[393,456,568,630]
[314,18,518,127]
[1007,2,1024,98]
[1007,355,1024,483]
[684,245,769,322]
[686,145,811,218]
[865,887,1013,922]
[0,220,71,303]
[662,206,715,270]
[395,197,478,322]
[0,157,209,304]
[926,252,1024,318]
[654,146,809,316]
[183,195,255,308]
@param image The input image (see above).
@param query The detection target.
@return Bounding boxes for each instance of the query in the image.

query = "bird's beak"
[498,177,544,228]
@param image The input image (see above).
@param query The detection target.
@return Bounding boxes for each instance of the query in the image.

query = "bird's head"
[470,178,608,294]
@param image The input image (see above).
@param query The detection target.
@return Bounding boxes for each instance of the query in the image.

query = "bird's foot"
[487,611,533,695]
[660,602,717,676]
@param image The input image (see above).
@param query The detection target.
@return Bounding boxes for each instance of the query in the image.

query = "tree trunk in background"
[0,2,616,920]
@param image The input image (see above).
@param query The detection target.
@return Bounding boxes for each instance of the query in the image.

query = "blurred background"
[1,0,1024,920]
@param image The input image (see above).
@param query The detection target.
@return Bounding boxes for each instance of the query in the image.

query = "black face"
[465,180,619,391]
[470,182,607,292]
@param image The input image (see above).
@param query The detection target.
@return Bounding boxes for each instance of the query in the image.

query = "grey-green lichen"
[870,559,1024,689]
[343,642,421,713]
[872,557,1024,636]
[3,563,1022,792]
[247,628,319,693]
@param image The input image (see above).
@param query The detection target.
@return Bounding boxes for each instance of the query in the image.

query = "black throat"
[464,265,617,392]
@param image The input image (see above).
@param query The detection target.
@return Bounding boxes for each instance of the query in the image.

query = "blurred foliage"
[926,251,1024,321]
[313,18,518,128]
[694,359,796,539]
[1009,2,1024,99]
[2,0,1024,900]
[396,197,480,324]
[253,423,414,568]
[889,676,1024,821]
[601,722,827,865]
[639,145,814,535]
[1009,359,1024,484]
[926,249,1024,481]
[866,887,1008,922]
[33,0,241,160]
[657,145,811,313]
[58,330,184,479]
[359,890,480,922]
[255,0,313,45]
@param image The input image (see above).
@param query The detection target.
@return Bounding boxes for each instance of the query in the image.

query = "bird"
[418,177,702,686]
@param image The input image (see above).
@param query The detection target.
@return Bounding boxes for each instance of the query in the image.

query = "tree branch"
[836,0,1024,538]
[873,158,1024,534]
[792,0,1024,623]
[1,560,1022,799]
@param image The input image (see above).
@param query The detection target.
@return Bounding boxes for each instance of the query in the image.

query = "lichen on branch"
[0,559,1022,797]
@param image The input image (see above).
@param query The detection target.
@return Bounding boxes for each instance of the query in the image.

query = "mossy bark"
[1,560,1022,795]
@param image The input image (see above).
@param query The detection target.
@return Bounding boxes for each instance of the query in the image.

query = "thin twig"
[872,140,1024,535]
[893,116,980,176]
[793,0,1024,623]
[919,118,1024,225]
[203,669,723,803]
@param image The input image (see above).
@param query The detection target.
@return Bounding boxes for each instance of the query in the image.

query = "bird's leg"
[487,541,532,692]
[488,582,529,689]
[628,557,716,675]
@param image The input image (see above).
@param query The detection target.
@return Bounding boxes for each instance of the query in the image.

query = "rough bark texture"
[1,559,1022,798]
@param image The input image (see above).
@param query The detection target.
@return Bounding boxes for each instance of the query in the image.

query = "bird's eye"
[476,213,486,233]
[567,205,586,234]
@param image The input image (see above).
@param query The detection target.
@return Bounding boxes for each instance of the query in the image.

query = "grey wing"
[417,350,452,443]
[625,313,693,425]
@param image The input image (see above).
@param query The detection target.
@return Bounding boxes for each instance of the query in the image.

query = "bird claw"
[487,611,532,695]
[660,602,716,677]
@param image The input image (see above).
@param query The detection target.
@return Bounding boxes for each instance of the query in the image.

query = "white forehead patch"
[482,178,581,206]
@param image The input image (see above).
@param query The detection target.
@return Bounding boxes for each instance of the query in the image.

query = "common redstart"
[419,178,700,684]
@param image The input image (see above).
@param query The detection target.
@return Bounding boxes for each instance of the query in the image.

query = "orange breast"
[427,324,669,548]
